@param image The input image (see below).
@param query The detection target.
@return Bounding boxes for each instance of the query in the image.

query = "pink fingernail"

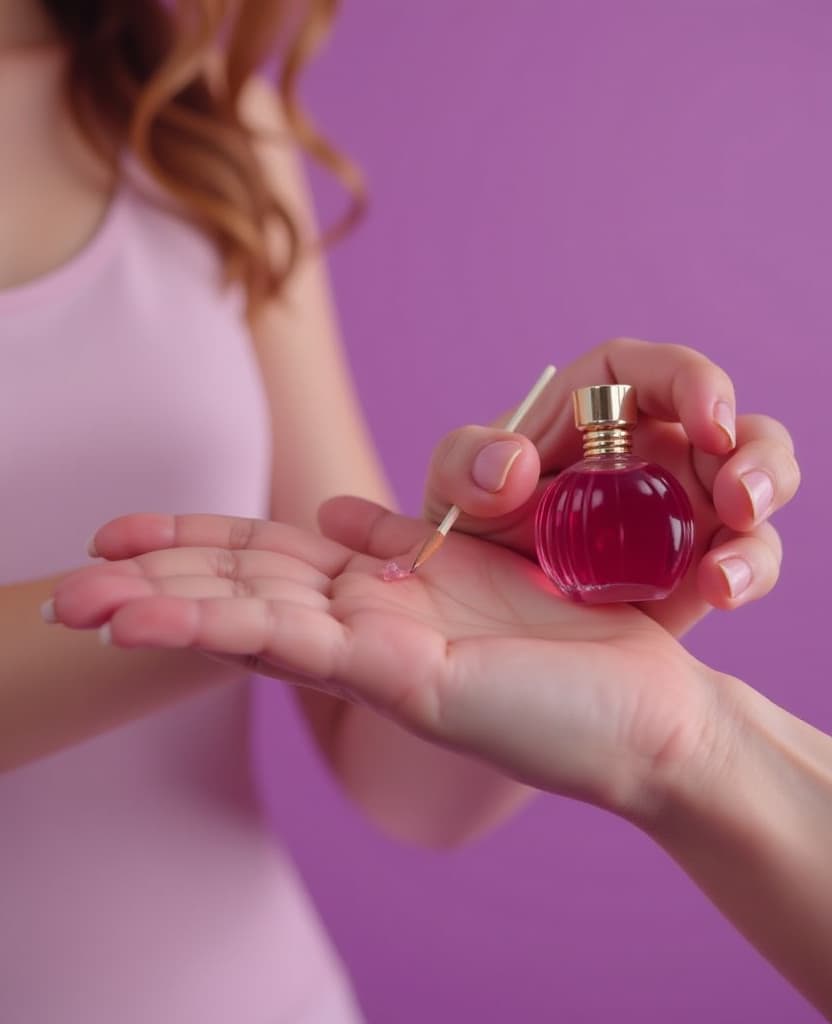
[98,624,112,645]
[87,536,99,558]
[713,401,736,449]
[40,598,57,624]
[471,441,523,493]
[717,557,752,599]
[740,469,774,523]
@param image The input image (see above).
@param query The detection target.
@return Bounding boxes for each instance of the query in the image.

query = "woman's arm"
[53,505,832,1016]
[649,673,832,1020]
[242,77,535,844]
[0,575,241,771]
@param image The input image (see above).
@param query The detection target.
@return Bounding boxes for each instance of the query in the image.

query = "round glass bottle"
[534,384,694,604]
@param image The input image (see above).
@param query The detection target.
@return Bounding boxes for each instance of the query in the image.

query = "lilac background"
[256,3,831,1021]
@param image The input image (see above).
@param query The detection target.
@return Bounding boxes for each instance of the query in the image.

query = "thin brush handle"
[434,364,556,538]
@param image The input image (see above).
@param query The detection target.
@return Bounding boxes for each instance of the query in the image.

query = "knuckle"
[430,428,471,478]
[755,522,783,567]
[599,336,649,359]
[424,427,483,518]
[760,441,801,497]
[664,343,731,388]
[228,517,257,550]
[773,445,801,497]
[659,341,699,363]
[787,450,802,493]
[737,413,796,454]
[231,577,254,598]
[215,548,243,581]
[709,524,736,550]
[439,428,471,469]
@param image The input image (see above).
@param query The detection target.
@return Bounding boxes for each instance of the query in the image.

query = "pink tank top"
[0,170,363,1022]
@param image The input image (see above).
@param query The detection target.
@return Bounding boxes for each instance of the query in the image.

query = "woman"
[2,0,800,1020]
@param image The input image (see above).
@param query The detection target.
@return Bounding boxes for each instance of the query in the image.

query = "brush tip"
[410,529,446,572]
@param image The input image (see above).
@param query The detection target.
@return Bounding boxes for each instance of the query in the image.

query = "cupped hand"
[422,338,800,636]
[51,504,729,820]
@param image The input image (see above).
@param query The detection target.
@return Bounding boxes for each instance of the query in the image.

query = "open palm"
[52,501,718,815]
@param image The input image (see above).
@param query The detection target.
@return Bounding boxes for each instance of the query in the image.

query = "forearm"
[262,353,535,844]
[331,704,535,846]
[648,671,832,1019]
[0,574,242,771]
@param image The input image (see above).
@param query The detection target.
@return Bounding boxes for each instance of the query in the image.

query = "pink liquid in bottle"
[535,454,694,603]
[534,384,694,604]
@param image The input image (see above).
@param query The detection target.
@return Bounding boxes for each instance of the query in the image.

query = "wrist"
[644,666,751,837]
[637,668,832,1018]
[646,667,832,844]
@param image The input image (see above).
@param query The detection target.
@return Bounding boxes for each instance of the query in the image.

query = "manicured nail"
[98,624,112,645]
[740,469,774,523]
[471,441,523,493]
[717,557,752,599]
[87,536,99,558]
[713,401,736,449]
[40,598,57,624]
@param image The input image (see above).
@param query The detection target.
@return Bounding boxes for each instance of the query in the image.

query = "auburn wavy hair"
[41,0,363,316]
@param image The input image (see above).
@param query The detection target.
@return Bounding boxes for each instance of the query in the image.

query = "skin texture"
[51,500,832,1020]
[0,1,528,842]
[6,5,828,1015]
[1,2,798,841]
[56,505,719,816]
[423,338,799,636]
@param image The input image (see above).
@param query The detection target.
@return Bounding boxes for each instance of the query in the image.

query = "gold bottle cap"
[573,384,637,430]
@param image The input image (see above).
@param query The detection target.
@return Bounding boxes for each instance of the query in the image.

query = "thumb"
[423,426,541,523]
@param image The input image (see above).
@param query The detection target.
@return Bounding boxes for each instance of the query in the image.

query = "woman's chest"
[0,232,273,580]
[0,53,114,290]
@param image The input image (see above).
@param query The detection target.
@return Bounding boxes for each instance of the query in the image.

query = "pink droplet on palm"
[382,560,412,582]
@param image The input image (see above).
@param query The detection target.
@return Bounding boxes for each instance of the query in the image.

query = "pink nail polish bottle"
[534,385,694,604]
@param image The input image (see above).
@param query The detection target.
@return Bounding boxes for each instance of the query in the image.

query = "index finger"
[507,338,736,472]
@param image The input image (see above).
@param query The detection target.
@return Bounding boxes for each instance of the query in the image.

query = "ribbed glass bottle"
[534,385,694,604]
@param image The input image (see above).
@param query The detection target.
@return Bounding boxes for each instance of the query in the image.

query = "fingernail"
[717,557,753,599]
[471,441,523,493]
[40,598,57,624]
[87,536,99,558]
[740,469,774,523]
[713,401,736,449]
[98,624,112,645]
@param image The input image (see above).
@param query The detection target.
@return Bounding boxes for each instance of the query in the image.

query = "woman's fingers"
[692,414,800,531]
[422,427,541,524]
[319,494,543,566]
[422,339,736,533]
[102,595,343,665]
[711,441,800,532]
[102,595,438,719]
[49,547,335,627]
[697,522,784,609]
[640,519,784,635]
[88,512,349,575]
[51,572,329,629]
[514,338,737,472]
[318,497,456,560]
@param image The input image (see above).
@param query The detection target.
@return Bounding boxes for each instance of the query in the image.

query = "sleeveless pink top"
[0,170,363,1021]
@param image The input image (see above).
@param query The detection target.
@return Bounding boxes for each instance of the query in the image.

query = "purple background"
[256,3,831,1021]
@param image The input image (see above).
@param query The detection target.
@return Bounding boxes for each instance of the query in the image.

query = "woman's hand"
[48,504,832,1020]
[422,337,801,636]
[50,504,732,823]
